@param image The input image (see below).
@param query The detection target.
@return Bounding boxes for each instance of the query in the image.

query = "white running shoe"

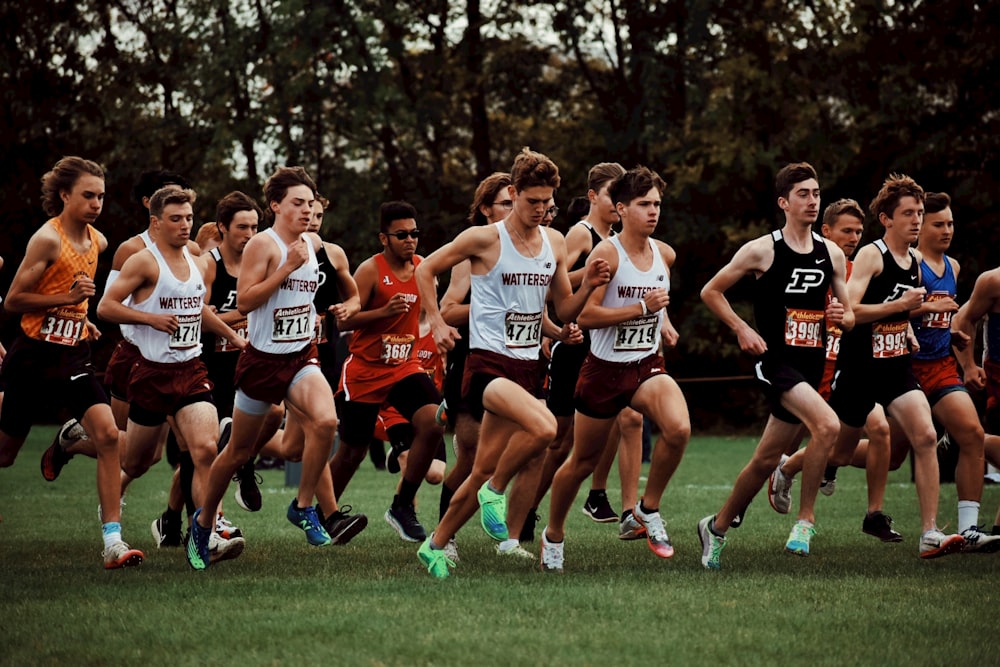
[209,531,246,564]
[768,454,793,514]
[539,528,564,573]
[495,540,535,560]
[919,529,965,559]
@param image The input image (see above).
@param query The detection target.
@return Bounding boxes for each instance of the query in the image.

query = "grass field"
[2,427,999,666]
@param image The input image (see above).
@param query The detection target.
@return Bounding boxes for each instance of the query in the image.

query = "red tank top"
[348,253,423,365]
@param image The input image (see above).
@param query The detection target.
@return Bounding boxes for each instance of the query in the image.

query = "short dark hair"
[131,170,191,209]
[924,192,951,215]
[608,166,666,206]
[822,198,865,229]
[870,174,925,221]
[262,166,317,216]
[41,156,105,217]
[587,162,626,194]
[149,187,196,219]
[774,162,818,201]
[510,147,560,192]
[379,200,418,234]
[216,191,262,231]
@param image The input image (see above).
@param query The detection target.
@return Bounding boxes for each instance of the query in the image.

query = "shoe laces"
[640,511,668,541]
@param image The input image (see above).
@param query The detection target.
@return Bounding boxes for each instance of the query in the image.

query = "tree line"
[2,0,997,428]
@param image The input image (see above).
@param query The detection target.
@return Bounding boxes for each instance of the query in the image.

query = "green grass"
[2,428,999,666]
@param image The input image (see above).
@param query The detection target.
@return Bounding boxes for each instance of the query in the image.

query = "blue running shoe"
[287,500,332,546]
[477,481,508,541]
[186,508,212,571]
[785,520,816,556]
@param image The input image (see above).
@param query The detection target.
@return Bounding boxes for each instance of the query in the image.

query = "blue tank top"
[912,256,955,361]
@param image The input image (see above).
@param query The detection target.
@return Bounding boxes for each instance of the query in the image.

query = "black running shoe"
[520,508,539,543]
[862,511,903,542]
[324,505,369,545]
[384,503,427,542]
[581,490,618,523]
[234,459,263,512]
[150,511,183,547]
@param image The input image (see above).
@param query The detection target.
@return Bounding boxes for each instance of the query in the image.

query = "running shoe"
[444,538,460,563]
[520,508,539,543]
[215,512,243,539]
[581,490,618,523]
[960,526,1000,553]
[862,511,903,543]
[633,503,674,558]
[418,538,455,579]
[618,510,647,540]
[186,508,212,570]
[41,419,84,481]
[208,531,245,564]
[785,520,816,556]
[151,511,183,547]
[323,505,368,545]
[820,465,838,496]
[697,515,726,570]
[234,463,263,512]
[919,529,965,559]
[385,442,407,474]
[539,528,564,573]
[103,540,143,570]
[434,399,448,427]
[477,481,508,541]
[496,540,535,560]
[384,503,427,542]
[768,454,793,514]
[287,500,331,546]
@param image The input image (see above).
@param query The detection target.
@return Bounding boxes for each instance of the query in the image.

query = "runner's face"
[589,182,618,225]
[617,187,661,236]
[780,178,821,226]
[272,185,315,233]
[308,201,324,233]
[382,218,418,261]
[224,209,259,255]
[61,174,105,225]
[920,207,954,252]
[155,202,194,248]
[883,195,924,243]
[512,185,555,228]
[823,214,864,257]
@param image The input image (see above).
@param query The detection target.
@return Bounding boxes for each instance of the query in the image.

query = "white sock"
[958,500,980,533]
[498,538,519,552]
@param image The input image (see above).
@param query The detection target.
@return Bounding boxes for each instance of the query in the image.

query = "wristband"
[640,299,648,316]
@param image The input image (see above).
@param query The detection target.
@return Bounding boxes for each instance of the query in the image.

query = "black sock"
[639,499,656,515]
[397,478,420,507]
[179,452,195,517]
[165,507,182,523]
[824,465,839,480]
[439,483,455,521]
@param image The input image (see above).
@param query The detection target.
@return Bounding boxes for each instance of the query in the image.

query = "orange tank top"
[348,253,422,365]
[21,218,101,345]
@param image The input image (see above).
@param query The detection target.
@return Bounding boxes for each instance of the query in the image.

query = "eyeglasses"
[492,200,513,210]
[544,206,559,219]
[387,230,420,240]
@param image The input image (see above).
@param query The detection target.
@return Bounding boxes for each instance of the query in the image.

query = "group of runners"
[1,153,998,577]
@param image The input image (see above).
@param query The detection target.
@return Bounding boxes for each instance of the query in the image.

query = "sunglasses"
[387,230,421,240]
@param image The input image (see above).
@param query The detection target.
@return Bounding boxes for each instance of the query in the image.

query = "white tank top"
[106,230,153,345]
[469,223,555,360]
[130,243,206,363]
[247,228,319,354]
[589,236,669,363]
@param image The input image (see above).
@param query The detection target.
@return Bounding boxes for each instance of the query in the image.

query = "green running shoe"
[477,481,508,541]
[785,520,816,556]
[697,515,726,570]
[418,538,455,579]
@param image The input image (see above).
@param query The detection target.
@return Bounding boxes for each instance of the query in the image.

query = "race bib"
[216,316,247,352]
[39,308,86,346]
[872,321,909,359]
[380,333,415,365]
[614,315,659,352]
[169,313,202,350]
[921,291,953,329]
[785,308,824,348]
[504,311,542,349]
[825,324,842,361]
[272,304,313,342]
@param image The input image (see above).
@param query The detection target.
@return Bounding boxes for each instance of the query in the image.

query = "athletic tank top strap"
[912,255,956,360]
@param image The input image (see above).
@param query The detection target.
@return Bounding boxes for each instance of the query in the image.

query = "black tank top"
[753,230,832,362]
[202,247,241,354]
